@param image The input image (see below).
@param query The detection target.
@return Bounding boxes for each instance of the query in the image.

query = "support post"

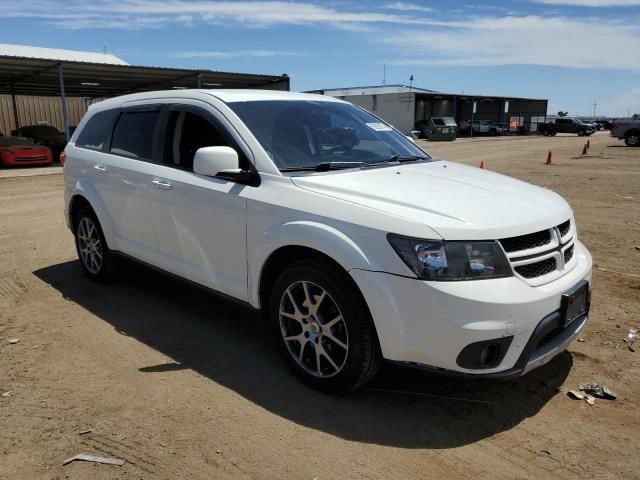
[470,97,475,138]
[9,84,20,132]
[196,73,202,89]
[58,63,70,141]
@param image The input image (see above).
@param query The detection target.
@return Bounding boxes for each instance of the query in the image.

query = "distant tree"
[557,111,569,117]
[632,113,640,120]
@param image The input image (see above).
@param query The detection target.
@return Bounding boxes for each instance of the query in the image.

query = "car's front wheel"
[74,207,115,282]
[270,260,381,392]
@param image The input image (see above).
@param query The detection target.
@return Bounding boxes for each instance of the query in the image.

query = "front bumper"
[350,240,592,377]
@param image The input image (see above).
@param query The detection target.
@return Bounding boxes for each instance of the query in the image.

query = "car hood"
[290,160,572,240]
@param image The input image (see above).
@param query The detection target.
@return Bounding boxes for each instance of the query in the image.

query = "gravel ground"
[1,130,639,479]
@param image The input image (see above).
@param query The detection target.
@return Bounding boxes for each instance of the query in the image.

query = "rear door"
[98,106,163,264]
[149,102,249,300]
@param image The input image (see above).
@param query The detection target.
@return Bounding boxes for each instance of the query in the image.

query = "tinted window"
[110,111,160,160]
[163,111,229,171]
[76,110,118,150]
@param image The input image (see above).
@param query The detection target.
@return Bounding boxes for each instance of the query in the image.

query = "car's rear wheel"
[489,128,497,136]
[270,260,381,393]
[74,207,115,282]
[625,131,640,147]
[578,129,586,136]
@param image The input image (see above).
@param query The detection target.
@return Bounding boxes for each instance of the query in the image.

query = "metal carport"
[0,53,289,141]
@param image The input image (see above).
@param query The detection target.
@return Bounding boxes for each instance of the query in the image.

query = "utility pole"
[592,100,598,118]
[382,63,386,85]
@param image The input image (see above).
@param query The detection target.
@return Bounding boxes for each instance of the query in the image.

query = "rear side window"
[110,111,160,160]
[76,110,118,150]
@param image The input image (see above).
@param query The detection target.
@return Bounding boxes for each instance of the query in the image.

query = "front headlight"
[387,234,513,281]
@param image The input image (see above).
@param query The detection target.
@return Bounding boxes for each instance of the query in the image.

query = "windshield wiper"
[280,161,365,173]
[363,154,429,168]
[385,154,429,163]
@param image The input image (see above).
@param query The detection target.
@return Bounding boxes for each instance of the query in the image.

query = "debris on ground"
[625,329,638,352]
[584,394,596,406]
[2,391,12,397]
[63,453,126,467]
[567,390,585,400]
[579,383,617,400]
[78,429,92,435]
[578,337,586,342]
[8,338,20,344]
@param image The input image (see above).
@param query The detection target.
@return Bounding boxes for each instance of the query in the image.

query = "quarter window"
[76,110,118,150]
[110,111,160,160]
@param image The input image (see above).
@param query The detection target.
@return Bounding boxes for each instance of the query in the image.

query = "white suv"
[63,90,592,392]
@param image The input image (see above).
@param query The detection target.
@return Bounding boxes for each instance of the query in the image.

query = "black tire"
[269,259,381,393]
[489,128,497,136]
[624,131,640,147]
[73,207,116,282]
[542,130,550,137]
[578,129,586,137]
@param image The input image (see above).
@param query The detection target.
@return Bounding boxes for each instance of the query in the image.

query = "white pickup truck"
[611,120,640,146]
[471,120,503,136]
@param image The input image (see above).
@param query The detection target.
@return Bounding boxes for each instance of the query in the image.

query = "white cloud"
[0,1,438,29]
[172,49,294,58]
[534,0,640,6]
[383,15,640,70]
[384,2,432,12]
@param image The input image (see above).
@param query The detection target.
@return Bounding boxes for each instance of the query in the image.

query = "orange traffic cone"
[545,151,553,165]
[480,161,485,169]
[586,139,591,149]
[582,144,588,155]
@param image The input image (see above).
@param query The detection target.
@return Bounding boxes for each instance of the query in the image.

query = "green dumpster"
[425,117,457,141]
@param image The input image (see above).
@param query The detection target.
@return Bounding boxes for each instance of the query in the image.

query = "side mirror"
[193,146,239,177]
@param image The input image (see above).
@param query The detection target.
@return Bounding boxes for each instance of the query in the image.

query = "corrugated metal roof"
[0,56,289,97]
[306,84,441,96]
[0,44,128,65]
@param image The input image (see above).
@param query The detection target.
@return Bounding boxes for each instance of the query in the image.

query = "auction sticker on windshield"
[366,122,393,132]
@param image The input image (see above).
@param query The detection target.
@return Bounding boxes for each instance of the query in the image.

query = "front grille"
[515,257,556,278]
[15,156,47,162]
[499,229,551,253]
[564,245,574,263]
[558,219,571,237]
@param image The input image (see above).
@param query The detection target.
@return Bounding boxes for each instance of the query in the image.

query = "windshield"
[228,100,431,171]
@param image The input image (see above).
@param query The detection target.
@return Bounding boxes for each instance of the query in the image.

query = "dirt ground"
[1,131,639,479]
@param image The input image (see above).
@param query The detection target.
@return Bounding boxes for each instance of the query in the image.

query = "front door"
[150,104,248,301]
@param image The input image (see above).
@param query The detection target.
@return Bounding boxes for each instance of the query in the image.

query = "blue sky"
[2,0,640,116]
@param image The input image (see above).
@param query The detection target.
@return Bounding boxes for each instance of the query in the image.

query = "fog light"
[456,336,513,370]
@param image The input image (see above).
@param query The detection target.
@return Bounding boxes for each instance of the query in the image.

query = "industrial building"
[0,44,289,140]
[308,85,549,135]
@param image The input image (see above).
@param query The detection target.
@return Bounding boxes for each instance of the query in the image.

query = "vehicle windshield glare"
[228,100,431,172]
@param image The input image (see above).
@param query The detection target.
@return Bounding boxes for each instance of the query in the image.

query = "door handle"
[94,165,108,174]
[152,179,172,190]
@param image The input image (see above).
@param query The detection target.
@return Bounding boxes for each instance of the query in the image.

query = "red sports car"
[0,134,53,167]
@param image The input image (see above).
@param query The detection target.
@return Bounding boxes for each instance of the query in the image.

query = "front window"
[228,100,431,172]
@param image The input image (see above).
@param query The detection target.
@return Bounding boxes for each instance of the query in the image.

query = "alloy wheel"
[279,281,349,378]
[77,217,103,274]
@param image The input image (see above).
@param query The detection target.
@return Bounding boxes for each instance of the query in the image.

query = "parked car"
[63,90,592,392]
[0,133,52,167]
[538,118,595,136]
[580,120,599,131]
[11,125,67,161]
[471,120,503,136]
[594,120,612,130]
[610,120,640,146]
